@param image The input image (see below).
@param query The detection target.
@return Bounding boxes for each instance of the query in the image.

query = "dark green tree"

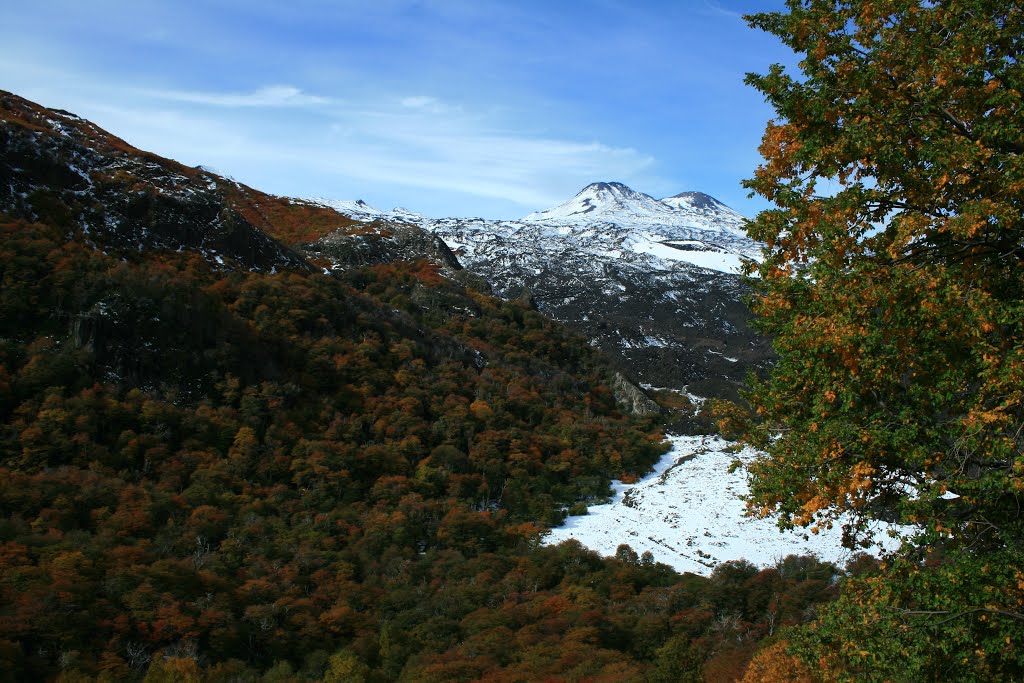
[736,0,1024,677]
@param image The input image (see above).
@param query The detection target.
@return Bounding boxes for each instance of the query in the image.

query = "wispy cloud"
[311,95,655,209]
[325,132,654,209]
[60,82,658,216]
[139,85,330,108]
[701,1,746,22]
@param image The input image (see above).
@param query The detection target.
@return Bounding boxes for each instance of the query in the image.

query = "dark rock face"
[0,91,312,272]
[305,222,463,274]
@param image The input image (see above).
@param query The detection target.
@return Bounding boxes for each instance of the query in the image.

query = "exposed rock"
[304,221,463,273]
[0,90,312,272]
[611,372,661,416]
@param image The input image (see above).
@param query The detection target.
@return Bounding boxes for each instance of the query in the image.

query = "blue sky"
[0,0,793,219]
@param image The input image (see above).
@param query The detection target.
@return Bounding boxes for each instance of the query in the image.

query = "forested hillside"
[0,91,848,681]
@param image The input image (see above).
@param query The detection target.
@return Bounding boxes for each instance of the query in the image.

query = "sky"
[0,0,794,220]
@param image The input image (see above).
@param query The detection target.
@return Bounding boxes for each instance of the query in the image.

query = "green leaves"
[739,0,1024,676]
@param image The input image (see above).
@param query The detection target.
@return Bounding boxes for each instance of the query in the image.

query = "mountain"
[0,90,464,278]
[523,181,680,225]
[522,182,747,238]
[312,182,771,402]
[0,91,318,272]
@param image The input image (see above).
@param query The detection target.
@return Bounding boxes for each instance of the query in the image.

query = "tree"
[736,0,1024,676]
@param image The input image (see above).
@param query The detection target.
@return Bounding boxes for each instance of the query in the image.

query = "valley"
[308,182,772,401]
[0,89,878,681]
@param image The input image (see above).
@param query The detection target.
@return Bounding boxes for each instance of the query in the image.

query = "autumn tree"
[736,0,1024,677]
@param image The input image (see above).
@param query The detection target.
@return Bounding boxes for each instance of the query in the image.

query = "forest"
[0,85,847,680]
[0,212,852,680]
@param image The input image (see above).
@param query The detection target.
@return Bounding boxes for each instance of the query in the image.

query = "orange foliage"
[741,640,819,683]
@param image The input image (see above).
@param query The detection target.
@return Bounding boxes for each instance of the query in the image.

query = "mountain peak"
[522,182,747,234]
[660,191,732,213]
[579,180,635,194]
[524,182,670,224]
[576,181,649,199]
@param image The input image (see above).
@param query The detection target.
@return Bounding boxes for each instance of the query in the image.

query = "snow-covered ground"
[305,182,762,277]
[544,434,905,576]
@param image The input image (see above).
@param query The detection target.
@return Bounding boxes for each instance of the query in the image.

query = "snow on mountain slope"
[306,183,770,398]
[309,197,427,225]
[658,191,749,235]
[523,181,678,225]
[545,434,906,576]
[518,182,758,273]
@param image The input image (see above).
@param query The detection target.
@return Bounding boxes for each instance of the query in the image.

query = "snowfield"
[544,434,905,576]
[306,182,761,278]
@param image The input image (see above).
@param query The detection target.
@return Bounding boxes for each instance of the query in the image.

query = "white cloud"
[400,95,440,110]
[314,101,656,209]
[139,85,331,108]
[1,72,659,217]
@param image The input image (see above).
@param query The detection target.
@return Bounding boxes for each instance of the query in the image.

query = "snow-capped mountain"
[524,181,680,224]
[308,183,771,400]
[523,182,747,236]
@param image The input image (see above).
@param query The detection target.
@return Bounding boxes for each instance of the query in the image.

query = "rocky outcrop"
[611,372,661,416]
[305,221,463,274]
[0,91,314,272]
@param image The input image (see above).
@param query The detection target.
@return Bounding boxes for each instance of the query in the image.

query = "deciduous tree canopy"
[735,0,1024,677]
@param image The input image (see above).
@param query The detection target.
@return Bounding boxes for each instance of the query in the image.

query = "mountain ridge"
[312,182,771,401]
[522,181,748,237]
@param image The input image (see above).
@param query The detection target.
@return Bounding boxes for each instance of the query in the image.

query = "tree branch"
[902,608,1024,626]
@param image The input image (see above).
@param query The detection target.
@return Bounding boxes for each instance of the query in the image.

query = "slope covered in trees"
[0,93,854,680]
[732,0,1024,678]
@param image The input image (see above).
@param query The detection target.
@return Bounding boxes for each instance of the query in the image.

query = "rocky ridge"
[310,183,771,400]
[0,90,318,272]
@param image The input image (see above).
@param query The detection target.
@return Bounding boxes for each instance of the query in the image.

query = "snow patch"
[544,434,905,575]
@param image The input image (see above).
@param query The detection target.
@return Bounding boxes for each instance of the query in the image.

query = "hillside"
[310,182,772,402]
[0,91,848,681]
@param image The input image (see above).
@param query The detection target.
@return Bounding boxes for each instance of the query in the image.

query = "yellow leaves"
[795,496,827,526]
[469,399,493,420]
[759,122,804,178]
[824,390,837,403]
[849,462,875,493]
